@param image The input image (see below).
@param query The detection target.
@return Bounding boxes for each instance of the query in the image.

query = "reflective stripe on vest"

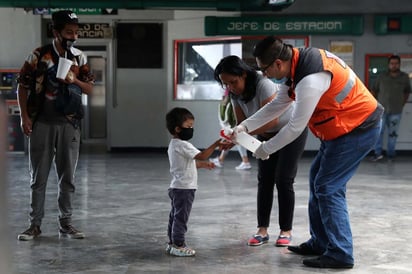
[335,70,355,104]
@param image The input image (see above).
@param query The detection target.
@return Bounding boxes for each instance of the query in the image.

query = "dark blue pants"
[257,128,308,231]
[374,113,402,158]
[168,188,195,247]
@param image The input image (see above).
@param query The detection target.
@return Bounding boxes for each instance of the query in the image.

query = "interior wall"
[166,11,240,149]
[0,8,41,68]
[1,3,412,151]
[281,0,411,14]
[109,10,239,149]
[111,69,168,147]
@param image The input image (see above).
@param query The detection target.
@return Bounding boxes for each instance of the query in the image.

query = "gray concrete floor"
[4,144,412,274]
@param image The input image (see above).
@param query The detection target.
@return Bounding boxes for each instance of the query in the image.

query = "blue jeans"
[374,113,402,158]
[306,124,381,264]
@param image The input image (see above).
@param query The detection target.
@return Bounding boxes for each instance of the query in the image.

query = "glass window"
[174,36,308,100]
[116,23,163,68]
[174,37,241,100]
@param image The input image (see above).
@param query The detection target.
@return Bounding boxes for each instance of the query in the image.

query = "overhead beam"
[0,0,294,11]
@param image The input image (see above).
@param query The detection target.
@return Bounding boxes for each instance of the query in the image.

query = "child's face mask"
[178,127,194,141]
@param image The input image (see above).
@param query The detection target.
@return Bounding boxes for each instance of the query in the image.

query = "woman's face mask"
[269,77,288,84]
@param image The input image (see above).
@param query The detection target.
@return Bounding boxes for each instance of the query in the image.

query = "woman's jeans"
[306,123,381,264]
[257,128,308,231]
[374,113,402,158]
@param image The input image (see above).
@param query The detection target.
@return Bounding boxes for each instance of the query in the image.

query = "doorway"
[81,50,107,142]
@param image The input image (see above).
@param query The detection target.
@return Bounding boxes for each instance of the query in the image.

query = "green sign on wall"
[205,15,364,36]
[374,15,412,34]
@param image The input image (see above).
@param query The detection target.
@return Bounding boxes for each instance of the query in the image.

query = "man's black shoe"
[303,255,354,269]
[287,243,322,256]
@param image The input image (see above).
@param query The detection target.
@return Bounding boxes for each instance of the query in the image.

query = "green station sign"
[205,15,364,36]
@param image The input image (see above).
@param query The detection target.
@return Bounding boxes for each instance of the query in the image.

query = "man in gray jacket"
[371,55,411,161]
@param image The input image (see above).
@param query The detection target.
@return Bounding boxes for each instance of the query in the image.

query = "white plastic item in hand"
[223,127,233,136]
[235,132,261,153]
[56,57,73,80]
[220,127,233,141]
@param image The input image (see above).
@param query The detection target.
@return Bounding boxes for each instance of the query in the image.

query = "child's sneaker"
[169,245,196,257]
[165,243,172,254]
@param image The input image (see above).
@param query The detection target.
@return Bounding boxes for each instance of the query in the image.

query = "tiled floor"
[3,144,412,274]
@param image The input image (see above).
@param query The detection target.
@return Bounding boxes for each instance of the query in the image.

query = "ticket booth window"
[0,69,25,152]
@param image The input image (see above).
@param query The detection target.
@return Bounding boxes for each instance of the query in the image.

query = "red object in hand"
[220,129,232,141]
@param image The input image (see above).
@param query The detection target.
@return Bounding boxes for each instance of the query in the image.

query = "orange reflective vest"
[289,48,377,140]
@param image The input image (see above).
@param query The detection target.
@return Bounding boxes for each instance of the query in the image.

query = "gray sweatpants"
[28,120,80,227]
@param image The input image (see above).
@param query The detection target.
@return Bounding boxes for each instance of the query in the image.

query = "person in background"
[214,55,307,248]
[233,36,383,268]
[165,107,223,257]
[370,55,411,161]
[210,88,251,170]
[16,10,94,241]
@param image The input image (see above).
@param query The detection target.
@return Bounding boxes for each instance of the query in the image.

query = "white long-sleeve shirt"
[240,72,331,154]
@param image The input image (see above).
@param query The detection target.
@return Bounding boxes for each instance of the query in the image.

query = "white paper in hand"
[235,132,261,153]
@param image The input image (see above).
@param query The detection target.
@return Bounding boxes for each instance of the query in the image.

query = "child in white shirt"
[165,107,222,257]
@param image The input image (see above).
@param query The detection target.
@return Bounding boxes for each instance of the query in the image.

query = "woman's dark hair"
[253,36,293,65]
[166,107,194,135]
[214,55,259,103]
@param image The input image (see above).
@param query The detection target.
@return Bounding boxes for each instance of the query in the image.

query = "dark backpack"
[55,83,84,119]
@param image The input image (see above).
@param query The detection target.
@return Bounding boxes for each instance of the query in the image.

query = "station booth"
[0,70,25,152]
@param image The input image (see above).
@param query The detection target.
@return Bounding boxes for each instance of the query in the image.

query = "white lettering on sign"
[78,30,104,38]
[224,20,345,33]
[263,22,281,30]
[227,21,259,31]
[78,23,110,38]
[286,21,343,31]
[77,8,99,13]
